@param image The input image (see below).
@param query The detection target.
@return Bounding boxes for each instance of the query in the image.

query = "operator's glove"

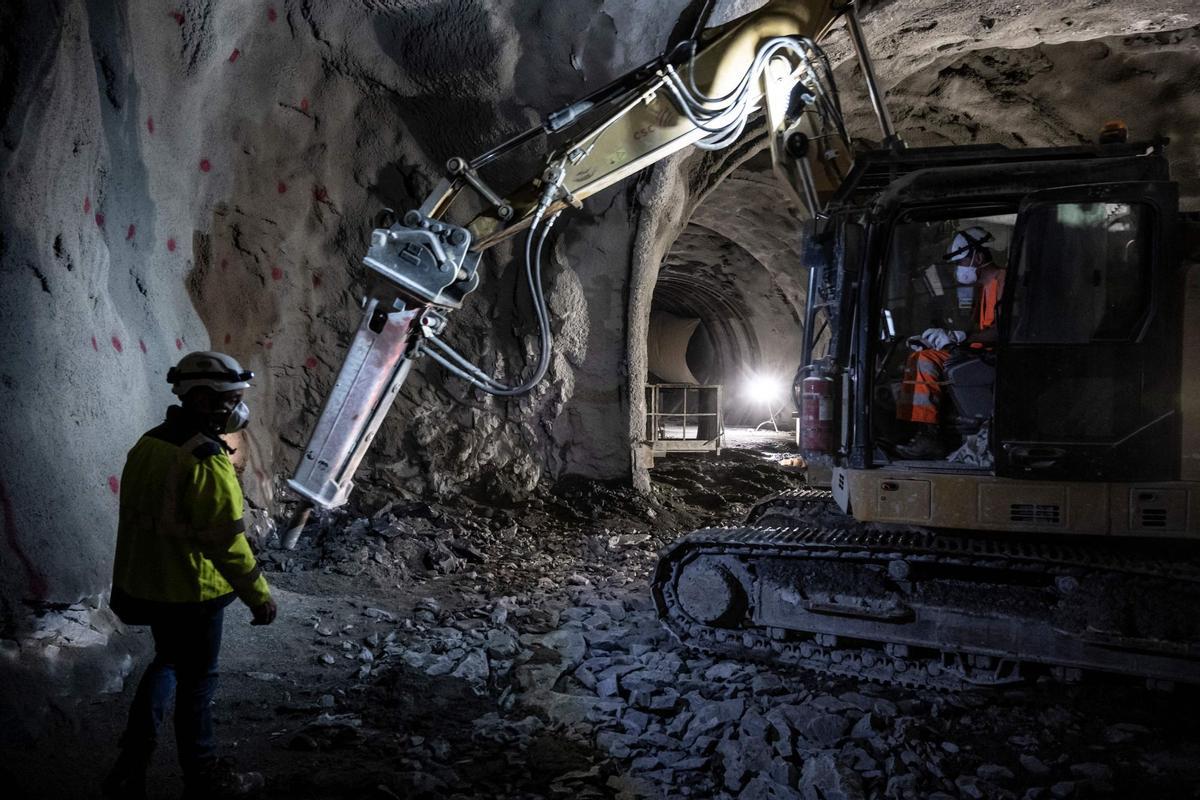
[908,327,966,351]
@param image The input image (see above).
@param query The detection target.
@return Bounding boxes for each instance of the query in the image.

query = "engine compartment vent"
[1140,507,1168,528]
[1130,489,1188,532]
[1010,503,1061,524]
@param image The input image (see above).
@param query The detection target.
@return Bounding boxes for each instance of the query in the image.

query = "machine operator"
[894,226,1005,459]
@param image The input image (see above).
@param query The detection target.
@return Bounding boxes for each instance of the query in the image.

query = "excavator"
[282,0,1200,689]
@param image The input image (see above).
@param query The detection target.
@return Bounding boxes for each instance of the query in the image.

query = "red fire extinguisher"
[800,374,836,455]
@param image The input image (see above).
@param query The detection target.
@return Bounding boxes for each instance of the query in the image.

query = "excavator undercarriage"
[654,490,1200,688]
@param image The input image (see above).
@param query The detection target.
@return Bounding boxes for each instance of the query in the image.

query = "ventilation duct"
[647,311,702,384]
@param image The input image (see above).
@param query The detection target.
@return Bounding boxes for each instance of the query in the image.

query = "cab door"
[994,181,1181,481]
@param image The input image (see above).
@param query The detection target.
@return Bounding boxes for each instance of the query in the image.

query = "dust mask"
[955,265,977,309]
[222,401,250,433]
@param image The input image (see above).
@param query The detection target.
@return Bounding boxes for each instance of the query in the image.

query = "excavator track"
[654,490,1200,689]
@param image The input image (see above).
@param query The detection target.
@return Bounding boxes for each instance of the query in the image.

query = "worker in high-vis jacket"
[104,351,276,800]
[895,227,1005,459]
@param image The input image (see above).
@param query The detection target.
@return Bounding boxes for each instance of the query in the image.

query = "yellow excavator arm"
[283,0,894,539]
[421,0,852,252]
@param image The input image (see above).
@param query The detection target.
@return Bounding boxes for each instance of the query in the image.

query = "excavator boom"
[425,0,849,250]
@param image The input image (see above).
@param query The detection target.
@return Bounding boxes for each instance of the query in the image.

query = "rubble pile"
[11,437,1177,800]
[262,445,804,595]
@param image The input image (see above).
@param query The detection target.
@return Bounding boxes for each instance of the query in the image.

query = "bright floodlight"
[745,373,783,402]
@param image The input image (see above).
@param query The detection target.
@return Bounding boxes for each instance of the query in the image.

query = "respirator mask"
[203,398,250,436]
[220,401,251,434]
[955,265,977,309]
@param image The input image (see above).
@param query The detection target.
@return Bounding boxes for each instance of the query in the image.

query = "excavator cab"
[871,207,1016,462]
[800,139,1199,537]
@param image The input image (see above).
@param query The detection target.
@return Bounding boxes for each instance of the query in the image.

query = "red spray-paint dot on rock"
[111,336,123,353]
[94,213,105,228]
[171,11,184,26]
[271,265,284,281]
[276,181,287,194]
[304,356,318,370]
[228,48,240,63]
[83,196,91,213]
[126,224,136,241]
[146,116,155,134]
[167,238,176,252]
[268,6,278,22]
[107,476,120,495]
[224,333,232,344]
[176,338,184,350]
[138,339,147,354]
[199,158,211,172]
[90,336,99,352]
[300,97,309,113]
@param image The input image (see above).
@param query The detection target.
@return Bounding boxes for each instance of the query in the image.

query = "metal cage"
[645,383,723,457]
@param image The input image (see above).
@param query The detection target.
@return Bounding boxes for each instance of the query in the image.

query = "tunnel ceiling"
[687,160,809,315]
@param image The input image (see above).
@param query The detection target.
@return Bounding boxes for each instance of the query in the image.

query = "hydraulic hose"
[427,213,559,397]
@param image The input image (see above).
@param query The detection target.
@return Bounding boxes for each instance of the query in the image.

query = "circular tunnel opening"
[648,275,756,390]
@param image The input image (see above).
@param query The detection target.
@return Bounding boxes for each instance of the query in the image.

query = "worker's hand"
[250,598,277,626]
[918,328,965,350]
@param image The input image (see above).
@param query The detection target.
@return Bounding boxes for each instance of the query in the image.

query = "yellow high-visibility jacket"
[111,406,270,621]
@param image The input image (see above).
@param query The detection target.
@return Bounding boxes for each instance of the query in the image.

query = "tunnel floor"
[13,433,1200,799]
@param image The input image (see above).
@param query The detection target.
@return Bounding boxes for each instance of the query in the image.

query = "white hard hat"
[943,226,994,263]
[167,351,253,396]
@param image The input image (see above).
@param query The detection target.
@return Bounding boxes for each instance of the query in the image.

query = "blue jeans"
[121,603,226,778]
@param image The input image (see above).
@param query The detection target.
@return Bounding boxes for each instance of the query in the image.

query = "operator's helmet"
[943,226,994,263]
[167,351,254,397]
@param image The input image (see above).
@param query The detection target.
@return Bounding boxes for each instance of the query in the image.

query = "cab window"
[1009,202,1152,343]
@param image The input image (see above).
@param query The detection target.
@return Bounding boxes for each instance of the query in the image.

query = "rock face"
[1,0,1199,634]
